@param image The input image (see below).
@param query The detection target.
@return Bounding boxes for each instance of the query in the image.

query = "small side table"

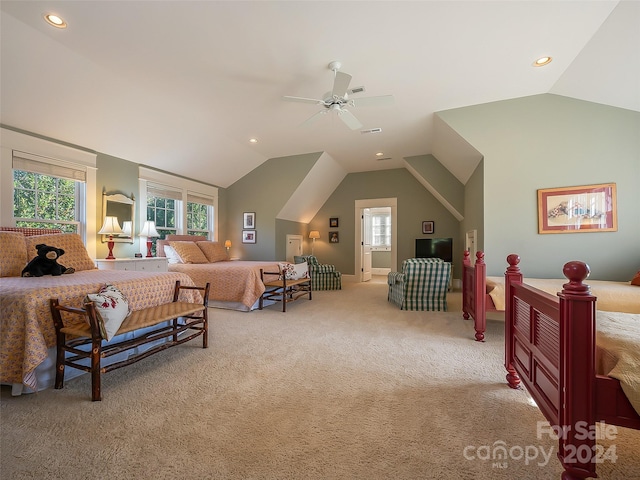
[95,257,168,272]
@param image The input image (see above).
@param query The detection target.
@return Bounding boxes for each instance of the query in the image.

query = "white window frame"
[0,128,97,258]
[138,166,218,256]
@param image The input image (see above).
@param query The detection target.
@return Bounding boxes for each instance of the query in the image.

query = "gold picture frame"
[537,183,617,234]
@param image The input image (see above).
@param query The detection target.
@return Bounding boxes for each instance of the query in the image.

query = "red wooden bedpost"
[472,251,486,341]
[557,261,597,480]
[504,254,522,389]
[462,250,471,320]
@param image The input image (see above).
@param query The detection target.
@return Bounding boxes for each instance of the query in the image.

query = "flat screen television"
[415,238,453,263]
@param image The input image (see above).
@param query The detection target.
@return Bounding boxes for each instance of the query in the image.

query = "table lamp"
[309,230,320,256]
[98,216,123,259]
[121,221,133,238]
[139,220,160,257]
[224,240,231,258]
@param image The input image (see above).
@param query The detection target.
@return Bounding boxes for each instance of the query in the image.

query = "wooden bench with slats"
[259,269,312,312]
[50,281,210,401]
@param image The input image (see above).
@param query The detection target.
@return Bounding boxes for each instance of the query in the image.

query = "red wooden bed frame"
[504,254,640,479]
[462,250,500,341]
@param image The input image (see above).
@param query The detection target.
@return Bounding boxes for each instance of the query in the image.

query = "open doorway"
[354,198,397,282]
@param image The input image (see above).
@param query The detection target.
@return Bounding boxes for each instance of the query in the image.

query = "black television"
[415,238,453,263]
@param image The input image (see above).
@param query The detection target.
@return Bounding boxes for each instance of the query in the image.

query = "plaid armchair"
[387,258,451,311]
[294,255,342,290]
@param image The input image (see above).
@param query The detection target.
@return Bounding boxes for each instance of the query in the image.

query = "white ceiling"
[1,1,638,188]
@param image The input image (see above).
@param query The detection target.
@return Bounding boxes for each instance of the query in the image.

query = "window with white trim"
[12,153,85,234]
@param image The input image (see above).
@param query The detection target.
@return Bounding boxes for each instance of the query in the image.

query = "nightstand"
[95,257,168,272]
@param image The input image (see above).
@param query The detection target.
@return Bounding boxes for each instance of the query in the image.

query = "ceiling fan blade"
[300,110,327,127]
[350,94,394,107]
[332,71,352,99]
[283,96,325,105]
[337,109,363,130]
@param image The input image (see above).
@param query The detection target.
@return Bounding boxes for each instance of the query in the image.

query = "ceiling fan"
[283,61,393,130]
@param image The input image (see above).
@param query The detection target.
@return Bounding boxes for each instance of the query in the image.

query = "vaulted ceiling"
[1,1,638,188]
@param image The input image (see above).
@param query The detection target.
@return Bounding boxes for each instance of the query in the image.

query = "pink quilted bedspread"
[168,261,281,309]
[0,270,199,389]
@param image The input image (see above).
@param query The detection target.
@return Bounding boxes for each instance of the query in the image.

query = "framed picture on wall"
[243,212,256,229]
[329,231,339,243]
[537,183,617,234]
[242,230,256,244]
[329,217,339,228]
[422,221,434,234]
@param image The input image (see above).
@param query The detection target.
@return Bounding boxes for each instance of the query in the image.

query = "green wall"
[438,94,640,280]
[308,168,461,276]
[225,152,321,261]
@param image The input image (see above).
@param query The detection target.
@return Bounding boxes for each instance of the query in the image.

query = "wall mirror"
[102,192,135,243]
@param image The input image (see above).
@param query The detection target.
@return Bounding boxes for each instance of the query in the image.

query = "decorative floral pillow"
[85,284,131,341]
[0,231,27,277]
[169,241,209,264]
[279,262,309,280]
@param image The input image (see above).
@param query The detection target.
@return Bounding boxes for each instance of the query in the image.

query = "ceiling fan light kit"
[283,61,394,130]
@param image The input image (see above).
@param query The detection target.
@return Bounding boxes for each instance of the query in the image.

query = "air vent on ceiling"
[348,86,366,95]
[376,157,392,161]
[360,128,382,135]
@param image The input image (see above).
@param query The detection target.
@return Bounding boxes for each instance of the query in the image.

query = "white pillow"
[85,284,131,341]
[279,262,309,280]
[164,245,183,264]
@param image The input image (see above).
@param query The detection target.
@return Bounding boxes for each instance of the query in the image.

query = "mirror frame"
[101,192,135,243]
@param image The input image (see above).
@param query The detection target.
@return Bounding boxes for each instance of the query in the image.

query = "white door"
[286,235,303,262]
[361,209,372,282]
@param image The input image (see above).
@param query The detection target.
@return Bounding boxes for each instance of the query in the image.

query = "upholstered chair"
[387,258,451,311]
[293,255,342,290]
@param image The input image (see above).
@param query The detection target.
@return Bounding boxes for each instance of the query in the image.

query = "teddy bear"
[21,244,75,277]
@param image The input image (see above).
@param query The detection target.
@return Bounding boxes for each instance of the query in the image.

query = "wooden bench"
[50,281,210,401]
[259,269,312,312]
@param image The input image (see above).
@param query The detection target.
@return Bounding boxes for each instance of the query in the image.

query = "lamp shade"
[139,220,160,238]
[224,240,232,248]
[120,221,132,237]
[98,216,123,235]
[309,230,320,239]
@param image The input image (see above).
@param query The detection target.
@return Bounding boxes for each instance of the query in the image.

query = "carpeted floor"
[2,278,639,479]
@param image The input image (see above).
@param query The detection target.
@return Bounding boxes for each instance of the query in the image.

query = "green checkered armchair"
[387,258,451,311]
[294,255,342,290]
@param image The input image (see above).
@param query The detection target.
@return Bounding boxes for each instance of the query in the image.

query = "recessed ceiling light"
[533,56,552,67]
[376,152,384,157]
[249,138,258,143]
[44,13,67,29]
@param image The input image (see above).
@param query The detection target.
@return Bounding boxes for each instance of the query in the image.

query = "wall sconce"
[139,220,160,257]
[309,230,320,256]
[98,216,123,259]
[224,240,231,258]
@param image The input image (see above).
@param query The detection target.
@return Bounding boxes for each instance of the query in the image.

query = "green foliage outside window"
[13,170,79,233]
[187,202,209,236]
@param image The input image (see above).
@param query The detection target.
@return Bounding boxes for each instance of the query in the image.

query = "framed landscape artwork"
[537,183,617,234]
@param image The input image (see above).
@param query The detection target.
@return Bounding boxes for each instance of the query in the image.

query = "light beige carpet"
[2,279,639,479]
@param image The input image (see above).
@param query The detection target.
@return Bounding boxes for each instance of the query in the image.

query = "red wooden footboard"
[462,250,487,341]
[504,256,640,480]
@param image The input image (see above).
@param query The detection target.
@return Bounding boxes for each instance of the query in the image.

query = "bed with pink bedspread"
[0,229,201,395]
[158,236,282,311]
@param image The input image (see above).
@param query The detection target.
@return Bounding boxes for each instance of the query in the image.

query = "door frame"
[354,198,397,282]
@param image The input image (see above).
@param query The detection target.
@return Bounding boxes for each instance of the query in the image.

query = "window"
[146,194,177,239]
[187,201,210,237]
[13,170,82,232]
[371,210,391,248]
[1,128,97,258]
[139,167,218,256]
